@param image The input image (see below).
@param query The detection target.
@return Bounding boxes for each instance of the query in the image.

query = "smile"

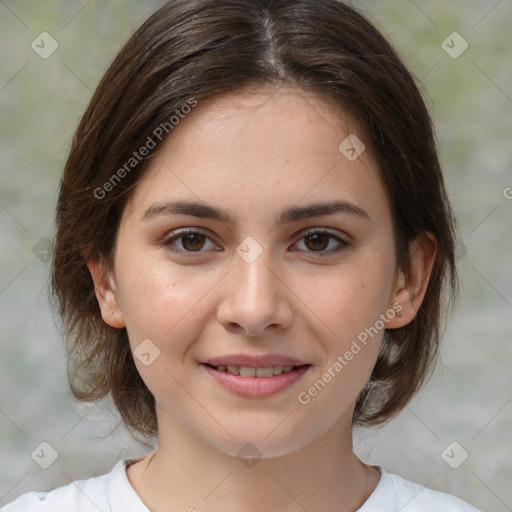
[200,362,311,398]
[205,364,298,377]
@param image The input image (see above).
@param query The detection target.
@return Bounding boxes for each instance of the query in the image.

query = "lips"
[200,354,311,398]
[203,354,309,368]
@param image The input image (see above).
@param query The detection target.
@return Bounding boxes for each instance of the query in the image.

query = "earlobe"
[86,258,126,329]
[386,233,437,329]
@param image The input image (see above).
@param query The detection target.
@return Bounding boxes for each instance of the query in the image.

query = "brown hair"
[50,0,458,442]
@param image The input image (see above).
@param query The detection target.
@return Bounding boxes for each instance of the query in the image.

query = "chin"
[211,434,306,461]
[195,415,326,462]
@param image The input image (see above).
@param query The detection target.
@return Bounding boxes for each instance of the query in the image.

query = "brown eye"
[294,230,349,255]
[304,233,330,251]
[181,233,206,251]
[162,230,215,255]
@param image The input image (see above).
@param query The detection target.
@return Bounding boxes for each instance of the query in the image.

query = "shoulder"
[0,459,147,512]
[360,467,482,512]
[0,472,110,512]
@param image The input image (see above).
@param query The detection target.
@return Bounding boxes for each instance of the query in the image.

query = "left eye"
[161,229,348,255]
[294,231,348,253]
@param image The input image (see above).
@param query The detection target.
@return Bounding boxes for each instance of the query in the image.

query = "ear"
[386,232,437,329]
[86,257,126,329]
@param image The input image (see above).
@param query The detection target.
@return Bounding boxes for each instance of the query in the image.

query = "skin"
[88,85,436,512]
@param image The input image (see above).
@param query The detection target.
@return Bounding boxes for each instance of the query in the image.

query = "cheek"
[116,255,220,349]
[294,269,387,426]
[117,260,220,400]
[302,250,395,397]
[312,257,394,338]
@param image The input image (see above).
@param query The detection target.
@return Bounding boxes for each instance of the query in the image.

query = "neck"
[127,407,379,512]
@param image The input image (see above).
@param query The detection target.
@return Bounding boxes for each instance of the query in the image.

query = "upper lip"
[202,354,310,367]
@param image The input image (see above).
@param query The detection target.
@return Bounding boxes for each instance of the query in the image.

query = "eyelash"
[160,228,349,257]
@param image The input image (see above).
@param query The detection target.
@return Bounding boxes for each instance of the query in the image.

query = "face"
[92,86,415,459]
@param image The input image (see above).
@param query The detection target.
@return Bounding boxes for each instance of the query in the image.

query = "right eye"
[161,229,218,255]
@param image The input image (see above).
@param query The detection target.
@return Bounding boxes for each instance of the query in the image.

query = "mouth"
[202,363,304,377]
[200,357,311,398]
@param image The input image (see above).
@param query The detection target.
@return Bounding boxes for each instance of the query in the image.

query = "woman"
[2,0,480,510]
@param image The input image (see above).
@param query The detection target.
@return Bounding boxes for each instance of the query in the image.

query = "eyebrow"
[142,199,371,225]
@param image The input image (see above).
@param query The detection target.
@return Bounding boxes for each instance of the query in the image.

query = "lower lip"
[201,364,310,398]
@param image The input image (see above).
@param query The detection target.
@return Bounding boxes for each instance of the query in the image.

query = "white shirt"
[1,459,481,511]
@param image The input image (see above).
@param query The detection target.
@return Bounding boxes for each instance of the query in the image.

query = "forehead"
[121,85,388,228]
[171,85,363,152]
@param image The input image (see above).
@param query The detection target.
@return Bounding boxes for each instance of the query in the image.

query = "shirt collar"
[106,459,389,511]
[106,458,151,512]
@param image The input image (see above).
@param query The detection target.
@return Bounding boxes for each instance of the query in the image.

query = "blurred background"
[0,1,510,510]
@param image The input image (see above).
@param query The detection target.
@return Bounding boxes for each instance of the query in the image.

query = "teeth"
[213,364,298,377]
[256,367,274,377]
[239,366,256,377]
[273,365,283,376]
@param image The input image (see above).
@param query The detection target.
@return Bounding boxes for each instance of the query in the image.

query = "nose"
[216,248,293,337]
